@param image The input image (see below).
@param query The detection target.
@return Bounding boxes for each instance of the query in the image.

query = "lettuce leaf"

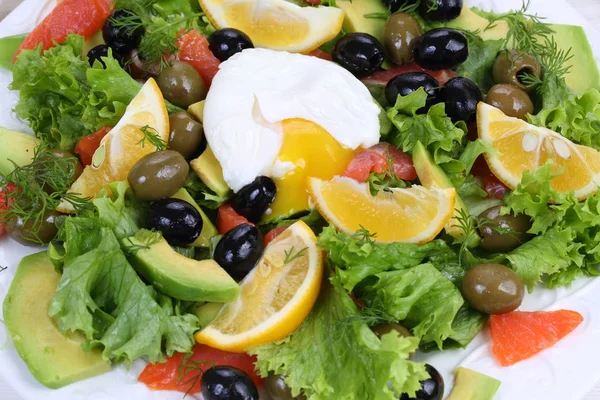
[93,181,144,240]
[503,163,600,289]
[48,217,199,364]
[528,89,600,150]
[386,89,468,184]
[456,34,503,94]
[359,263,464,348]
[318,225,455,291]
[251,280,428,400]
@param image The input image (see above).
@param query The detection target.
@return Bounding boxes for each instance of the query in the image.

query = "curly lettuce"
[251,280,428,400]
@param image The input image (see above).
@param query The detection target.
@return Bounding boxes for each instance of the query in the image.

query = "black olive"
[382,0,418,13]
[102,10,144,55]
[232,176,277,223]
[413,28,468,70]
[213,224,264,281]
[400,364,444,400]
[385,72,440,112]
[419,0,463,22]
[441,77,482,122]
[208,28,254,62]
[201,366,259,400]
[146,199,202,246]
[332,33,385,78]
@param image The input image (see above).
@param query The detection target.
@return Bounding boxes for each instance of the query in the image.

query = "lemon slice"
[198,0,344,53]
[308,176,456,244]
[195,220,323,352]
[57,78,169,213]
[478,102,600,199]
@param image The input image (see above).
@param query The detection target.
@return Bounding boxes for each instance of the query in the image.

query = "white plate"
[1,0,600,399]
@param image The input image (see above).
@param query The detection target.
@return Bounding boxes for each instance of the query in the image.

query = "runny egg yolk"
[266,118,357,221]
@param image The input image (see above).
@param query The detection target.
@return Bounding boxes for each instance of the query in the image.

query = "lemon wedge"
[198,0,344,53]
[478,102,600,199]
[195,220,323,352]
[308,176,456,244]
[57,78,169,213]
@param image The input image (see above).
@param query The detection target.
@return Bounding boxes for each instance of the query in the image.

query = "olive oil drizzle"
[0,145,93,244]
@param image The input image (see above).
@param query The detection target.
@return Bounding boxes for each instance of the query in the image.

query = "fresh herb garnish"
[0,146,92,244]
[123,230,162,255]
[283,246,308,265]
[0,265,7,273]
[176,353,215,398]
[352,225,377,246]
[138,125,167,150]
[367,148,408,196]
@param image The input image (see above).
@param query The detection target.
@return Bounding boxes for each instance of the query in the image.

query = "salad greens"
[252,280,429,400]
[49,183,199,364]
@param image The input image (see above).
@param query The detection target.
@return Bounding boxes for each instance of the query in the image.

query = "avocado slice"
[3,252,111,389]
[0,127,40,175]
[188,100,206,123]
[0,34,27,71]
[171,188,218,247]
[412,141,480,246]
[547,24,600,93]
[190,146,231,198]
[122,230,239,302]
[193,302,224,328]
[447,367,501,400]
[336,0,387,40]
[446,4,509,41]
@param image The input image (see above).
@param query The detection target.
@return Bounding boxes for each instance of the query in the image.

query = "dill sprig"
[0,265,6,273]
[284,246,308,265]
[352,225,377,246]
[0,146,93,244]
[110,13,204,71]
[122,231,162,255]
[138,125,167,150]
[485,0,574,86]
[368,148,408,196]
[176,353,215,398]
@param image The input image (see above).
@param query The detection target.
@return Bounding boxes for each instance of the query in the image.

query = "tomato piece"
[264,226,287,246]
[74,126,111,167]
[176,30,221,88]
[14,0,113,62]
[343,143,417,183]
[138,344,262,394]
[361,64,457,86]
[217,204,253,235]
[307,49,331,60]
[0,183,17,238]
[472,156,509,199]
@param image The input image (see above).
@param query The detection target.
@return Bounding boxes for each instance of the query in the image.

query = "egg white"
[203,48,381,192]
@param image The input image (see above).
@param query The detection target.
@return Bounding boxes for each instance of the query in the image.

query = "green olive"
[485,84,534,120]
[157,61,207,108]
[478,206,532,252]
[372,323,415,360]
[7,210,59,246]
[382,12,423,66]
[264,374,306,400]
[492,50,541,93]
[463,263,524,315]
[38,149,83,194]
[168,111,204,159]
[128,150,189,201]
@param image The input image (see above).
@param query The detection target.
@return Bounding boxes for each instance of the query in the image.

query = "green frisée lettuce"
[503,163,600,289]
[529,88,600,150]
[10,34,178,151]
[251,280,429,400]
[49,217,199,364]
[93,181,144,240]
[359,263,464,348]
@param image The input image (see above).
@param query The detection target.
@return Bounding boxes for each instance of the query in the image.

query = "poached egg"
[203,48,381,219]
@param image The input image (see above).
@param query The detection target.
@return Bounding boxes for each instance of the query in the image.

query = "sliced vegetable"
[14,0,113,61]
[264,226,287,246]
[217,204,253,235]
[362,63,457,87]
[74,127,111,167]
[176,30,221,87]
[0,34,26,70]
[138,344,262,394]
[490,310,583,366]
[0,183,17,237]
[342,143,417,183]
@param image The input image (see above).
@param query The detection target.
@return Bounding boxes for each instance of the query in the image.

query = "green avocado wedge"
[0,34,27,71]
[447,367,501,400]
[3,252,111,389]
[122,230,239,302]
[0,127,40,176]
[335,0,387,40]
